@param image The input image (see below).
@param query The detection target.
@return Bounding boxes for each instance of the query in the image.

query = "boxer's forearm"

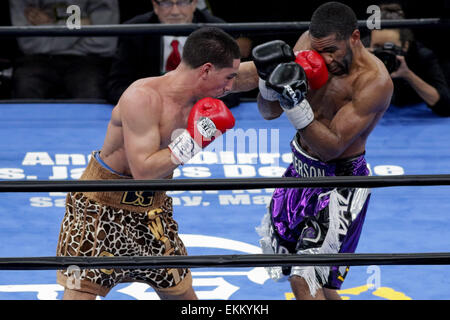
[131,148,179,180]
[293,31,312,51]
[257,94,283,120]
[232,61,259,92]
[298,120,345,162]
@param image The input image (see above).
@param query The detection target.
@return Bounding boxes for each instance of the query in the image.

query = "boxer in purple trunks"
[250,2,393,299]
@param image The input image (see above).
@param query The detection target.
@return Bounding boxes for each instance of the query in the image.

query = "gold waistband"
[78,153,167,213]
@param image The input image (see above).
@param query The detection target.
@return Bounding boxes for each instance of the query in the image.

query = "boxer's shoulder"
[353,60,393,99]
[293,31,312,52]
[119,79,163,114]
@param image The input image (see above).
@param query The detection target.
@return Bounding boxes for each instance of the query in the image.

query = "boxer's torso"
[297,48,387,161]
[99,75,194,177]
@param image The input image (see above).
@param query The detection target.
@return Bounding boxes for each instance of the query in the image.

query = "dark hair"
[380,4,414,46]
[380,3,405,19]
[182,27,240,69]
[309,1,358,40]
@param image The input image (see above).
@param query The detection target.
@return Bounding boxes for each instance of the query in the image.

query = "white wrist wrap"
[168,130,202,165]
[283,100,314,130]
[258,78,279,101]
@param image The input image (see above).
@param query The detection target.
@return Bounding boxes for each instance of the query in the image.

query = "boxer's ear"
[199,62,213,80]
[350,29,360,45]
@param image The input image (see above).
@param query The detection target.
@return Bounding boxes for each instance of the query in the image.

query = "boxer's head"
[183,27,240,98]
[309,1,359,76]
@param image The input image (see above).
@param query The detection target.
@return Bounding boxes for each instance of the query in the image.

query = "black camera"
[372,42,404,74]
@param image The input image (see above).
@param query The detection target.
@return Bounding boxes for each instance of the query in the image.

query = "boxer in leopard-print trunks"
[56,152,192,297]
[56,27,241,300]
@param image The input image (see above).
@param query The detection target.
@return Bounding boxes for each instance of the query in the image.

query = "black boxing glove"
[252,40,295,80]
[253,40,295,101]
[267,62,314,129]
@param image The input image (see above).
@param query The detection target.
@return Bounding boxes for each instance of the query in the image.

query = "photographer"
[369,6,450,116]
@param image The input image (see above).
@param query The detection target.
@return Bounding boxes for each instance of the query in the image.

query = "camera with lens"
[372,42,404,74]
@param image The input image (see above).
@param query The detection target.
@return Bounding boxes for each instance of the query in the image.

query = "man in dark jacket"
[107,0,242,106]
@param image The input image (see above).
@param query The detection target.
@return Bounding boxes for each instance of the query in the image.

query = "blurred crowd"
[0,0,448,115]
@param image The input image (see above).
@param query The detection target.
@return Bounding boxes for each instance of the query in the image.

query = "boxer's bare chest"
[296,74,357,158]
[307,74,354,124]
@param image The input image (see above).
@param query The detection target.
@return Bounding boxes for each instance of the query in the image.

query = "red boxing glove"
[169,97,235,164]
[295,50,328,90]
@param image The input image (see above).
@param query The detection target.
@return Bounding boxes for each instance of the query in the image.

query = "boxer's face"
[200,59,240,98]
[310,32,354,76]
[152,0,197,24]
[211,59,240,98]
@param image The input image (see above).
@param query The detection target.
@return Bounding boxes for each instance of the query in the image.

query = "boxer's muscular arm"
[299,73,393,161]
[232,60,284,119]
[231,61,259,92]
[293,31,312,52]
[257,94,283,120]
[120,88,178,179]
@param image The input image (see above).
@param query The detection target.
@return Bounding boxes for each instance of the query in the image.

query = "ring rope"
[1,174,450,192]
[1,15,448,285]
[0,19,447,37]
[1,253,450,270]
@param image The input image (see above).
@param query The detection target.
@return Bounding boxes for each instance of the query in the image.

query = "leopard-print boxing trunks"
[56,152,192,297]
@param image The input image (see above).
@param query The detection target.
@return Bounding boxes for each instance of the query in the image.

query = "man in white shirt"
[107,0,245,107]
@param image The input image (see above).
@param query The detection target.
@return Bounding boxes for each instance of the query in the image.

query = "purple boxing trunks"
[257,138,371,296]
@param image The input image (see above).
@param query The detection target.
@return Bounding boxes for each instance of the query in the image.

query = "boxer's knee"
[289,275,326,300]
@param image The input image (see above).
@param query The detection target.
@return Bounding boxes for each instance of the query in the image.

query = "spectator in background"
[9,0,119,100]
[107,0,248,107]
[196,0,254,61]
[439,0,450,87]
[0,1,17,100]
[369,3,450,116]
[196,0,211,13]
